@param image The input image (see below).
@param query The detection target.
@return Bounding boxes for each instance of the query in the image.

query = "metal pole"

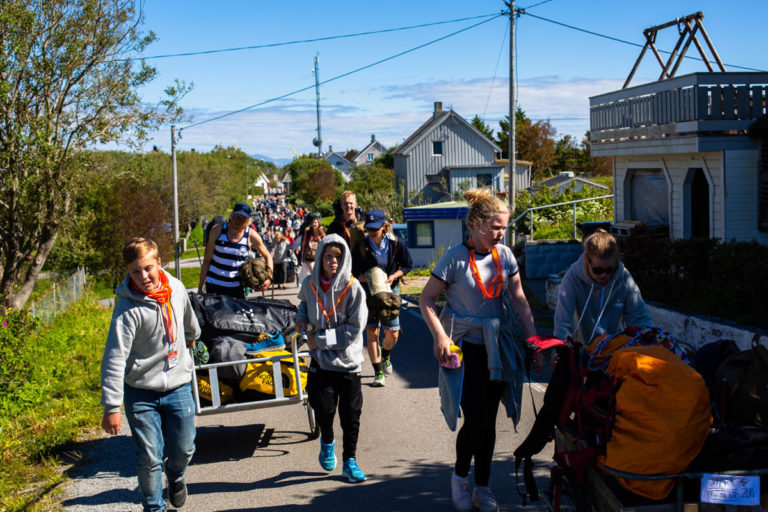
[313,54,323,157]
[171,125,181,278]
[573,204,577,239]
[508,1,517,243]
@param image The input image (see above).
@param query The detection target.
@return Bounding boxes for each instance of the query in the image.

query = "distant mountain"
[252,154,292,168]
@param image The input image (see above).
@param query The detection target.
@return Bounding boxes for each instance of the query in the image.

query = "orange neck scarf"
[131,270,175,346]
[310,277,355,325]
[468,239,504,299]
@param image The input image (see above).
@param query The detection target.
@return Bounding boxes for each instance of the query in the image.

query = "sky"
[128,0,768,161]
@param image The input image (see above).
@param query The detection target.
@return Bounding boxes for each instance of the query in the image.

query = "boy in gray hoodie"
[101,238,201,511]
[296,233,369,483]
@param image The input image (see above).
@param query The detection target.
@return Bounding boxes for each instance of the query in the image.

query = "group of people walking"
[101,187,653,512]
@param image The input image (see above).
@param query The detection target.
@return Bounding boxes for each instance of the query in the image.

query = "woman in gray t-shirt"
[419,189,536,512]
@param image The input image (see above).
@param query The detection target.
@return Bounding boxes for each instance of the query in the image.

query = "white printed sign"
[700,474,760,506]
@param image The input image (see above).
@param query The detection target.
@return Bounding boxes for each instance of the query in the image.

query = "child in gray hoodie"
[101,238,201,511]
[296,233,369,483]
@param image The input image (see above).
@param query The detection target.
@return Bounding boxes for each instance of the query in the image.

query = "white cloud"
[133,75,630,159]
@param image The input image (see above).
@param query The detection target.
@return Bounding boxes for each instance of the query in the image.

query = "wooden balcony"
[590,72,768,153]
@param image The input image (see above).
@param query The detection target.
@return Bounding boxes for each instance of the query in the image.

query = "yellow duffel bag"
[197,374,236,404]
[239,350,308,397]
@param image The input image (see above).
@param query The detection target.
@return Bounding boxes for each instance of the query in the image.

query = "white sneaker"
[451,472,472,512]
[472,486,499,512]
[372,371,386,387]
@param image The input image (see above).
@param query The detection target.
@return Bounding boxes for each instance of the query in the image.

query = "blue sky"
[132,0,768,160]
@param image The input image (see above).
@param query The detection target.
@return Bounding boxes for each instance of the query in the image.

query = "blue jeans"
[124,383,196,512]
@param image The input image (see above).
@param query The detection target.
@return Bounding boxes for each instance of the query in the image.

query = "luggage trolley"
[190,332,319,439]
[187,293,319,439]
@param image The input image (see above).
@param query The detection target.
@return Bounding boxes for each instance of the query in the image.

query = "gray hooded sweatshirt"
[553,255,652,343]
[296,233,368,373]
[101,269,201,413]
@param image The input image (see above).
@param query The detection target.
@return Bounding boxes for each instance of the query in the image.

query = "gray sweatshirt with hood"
[296,233,368,373]
[101,269,201,413]
[553,255,652,343]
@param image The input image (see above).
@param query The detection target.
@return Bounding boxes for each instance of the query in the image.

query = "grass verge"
[0,292,110,511]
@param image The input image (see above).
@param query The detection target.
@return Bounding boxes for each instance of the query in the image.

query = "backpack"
[515,327,711,501]
[203,215,226,247]
[713,335,768,428]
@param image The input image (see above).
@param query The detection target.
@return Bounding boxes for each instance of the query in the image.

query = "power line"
[114,12,503,62]
[483,18,510,119]
[181,14,504,132]
[521,11,765,72]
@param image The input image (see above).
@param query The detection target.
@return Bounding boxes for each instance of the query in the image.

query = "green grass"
[0,293,110,510]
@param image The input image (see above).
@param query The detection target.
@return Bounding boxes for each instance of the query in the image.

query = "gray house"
[352,134,387,166]
[528,171,609,195]
[394,102,504,205]
[322,146,353,181]
[590,72,768,243]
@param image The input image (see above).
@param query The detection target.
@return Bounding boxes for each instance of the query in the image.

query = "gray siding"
[447,168,503,196]
[725,149,768,243]
[403,117,498,202]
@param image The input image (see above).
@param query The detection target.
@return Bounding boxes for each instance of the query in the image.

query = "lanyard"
[468,239,504,299]
[309,277,355,325]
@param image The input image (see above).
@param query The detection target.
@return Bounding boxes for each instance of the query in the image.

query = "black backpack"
[713,335,768,428]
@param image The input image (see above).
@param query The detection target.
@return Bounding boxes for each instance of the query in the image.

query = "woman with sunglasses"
[553,229,652,344]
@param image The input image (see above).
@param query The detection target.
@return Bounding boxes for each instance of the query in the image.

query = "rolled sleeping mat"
[364,267,402,321]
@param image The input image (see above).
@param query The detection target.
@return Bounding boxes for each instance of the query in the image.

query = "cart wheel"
[306,402,320,439]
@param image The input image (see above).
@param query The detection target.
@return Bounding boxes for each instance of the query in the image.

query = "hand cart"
[190,332,319,439]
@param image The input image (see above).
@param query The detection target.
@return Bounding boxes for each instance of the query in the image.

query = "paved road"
[62,284,554,511]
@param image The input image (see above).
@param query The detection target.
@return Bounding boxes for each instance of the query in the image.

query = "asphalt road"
[62,284,555,512]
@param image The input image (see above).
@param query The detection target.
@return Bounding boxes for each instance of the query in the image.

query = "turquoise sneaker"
[342,458,367,483]
[318,440,336,471]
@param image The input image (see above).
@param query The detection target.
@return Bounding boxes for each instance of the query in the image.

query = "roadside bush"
[513,185,612,236]
[628,238,768,329]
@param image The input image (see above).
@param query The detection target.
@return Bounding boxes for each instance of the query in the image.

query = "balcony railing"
[590,72,768,141]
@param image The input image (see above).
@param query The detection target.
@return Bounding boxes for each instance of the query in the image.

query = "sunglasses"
[588,257,616,276]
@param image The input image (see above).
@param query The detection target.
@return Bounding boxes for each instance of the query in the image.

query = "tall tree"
[0,0,188,309]
[470,115,495,141]
[497,108,557,181]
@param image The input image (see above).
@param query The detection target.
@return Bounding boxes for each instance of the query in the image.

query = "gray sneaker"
[383,357,393,375]
[472,486,499,512]
[451,473,472,512]
[372,371,386,387]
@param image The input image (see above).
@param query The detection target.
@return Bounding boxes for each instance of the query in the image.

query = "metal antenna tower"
[312,54,323,157]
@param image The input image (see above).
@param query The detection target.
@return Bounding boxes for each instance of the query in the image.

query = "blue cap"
[364,209,386,230]
[232,202,252,218]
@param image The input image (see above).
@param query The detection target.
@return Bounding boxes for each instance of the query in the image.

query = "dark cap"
[364,209,386,230]
[232,202,252,218]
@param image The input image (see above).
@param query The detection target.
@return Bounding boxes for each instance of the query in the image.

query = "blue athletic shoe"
[342,458,367,483]
[245,331,285,355]
[318,440,336,471]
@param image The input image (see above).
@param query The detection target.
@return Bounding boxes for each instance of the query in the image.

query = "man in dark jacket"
[327,191,364,249]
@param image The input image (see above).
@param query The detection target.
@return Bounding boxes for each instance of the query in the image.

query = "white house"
[402,201,468,267]
[590,72,768,243]
[528,171,609,195]
[322,146,353,181]
[394,102,505,205]
[351,134,387,166]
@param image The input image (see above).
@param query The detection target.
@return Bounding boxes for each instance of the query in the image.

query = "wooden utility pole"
[508,1,517,240]
[171,125,181,278]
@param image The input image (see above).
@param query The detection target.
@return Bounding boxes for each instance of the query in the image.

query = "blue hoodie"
[296,234,368,373]
[553,255,652,343]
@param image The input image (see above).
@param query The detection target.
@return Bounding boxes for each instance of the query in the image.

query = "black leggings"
[307,366,363,461]
[455,342,504,486]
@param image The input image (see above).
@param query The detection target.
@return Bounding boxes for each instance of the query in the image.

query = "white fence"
[29,268,87,324]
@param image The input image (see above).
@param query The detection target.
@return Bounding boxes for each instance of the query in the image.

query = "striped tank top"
[206,222,250,288]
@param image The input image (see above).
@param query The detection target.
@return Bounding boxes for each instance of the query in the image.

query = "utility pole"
[171,125,181,278]
[312,54,323,158]
[507,1,517,242]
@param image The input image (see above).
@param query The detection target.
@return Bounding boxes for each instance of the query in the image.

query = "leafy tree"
[552,133,612,177]
[497,108,557,181]
[347,164,402,221]
[373,146,397,170]
[286,156,340,208]
[0,0,189,309]
[470,115,495,141]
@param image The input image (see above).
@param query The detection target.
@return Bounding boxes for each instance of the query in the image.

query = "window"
[432,141,443,156]
[367,153,374,161]
[408,221,434,248]
[477,173,492,188]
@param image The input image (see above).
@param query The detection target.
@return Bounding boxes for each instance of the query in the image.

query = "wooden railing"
[590,72,768,137]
